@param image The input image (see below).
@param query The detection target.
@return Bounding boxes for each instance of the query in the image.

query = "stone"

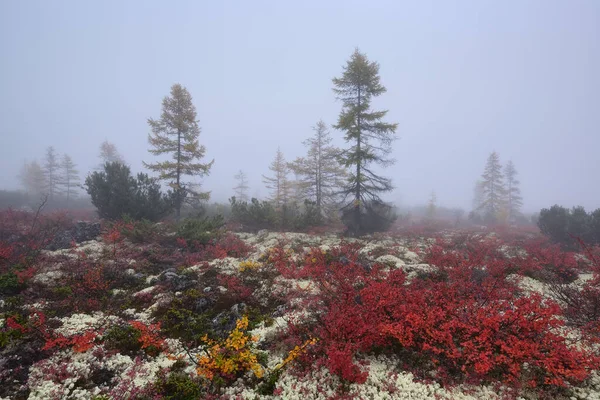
[45,221,101,251]
[375,255,405,269]
[194,297,209,311]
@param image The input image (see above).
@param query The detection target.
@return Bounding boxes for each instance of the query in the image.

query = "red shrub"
[288,239,597,395]
[129,321,166,355]
[214,233,253,258]
[217,274,253,301]
[522,240,579,283]
[42,330,99,353]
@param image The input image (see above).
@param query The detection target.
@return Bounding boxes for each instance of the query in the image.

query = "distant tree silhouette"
[19,160,46,197]
[98,140,125,168]
[477,152,506,223]
[504,160,523,223]
[233,170,250,202]
[262,147,290,209]
[288,120,347,219]
[59,154,80,206]
[43,146,60,199]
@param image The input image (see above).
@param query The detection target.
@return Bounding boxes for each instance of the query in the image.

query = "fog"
[1,0,599,213]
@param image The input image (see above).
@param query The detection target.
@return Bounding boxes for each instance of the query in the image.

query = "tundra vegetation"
[1,50,600,400]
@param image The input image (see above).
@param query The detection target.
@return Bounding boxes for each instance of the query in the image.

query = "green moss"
[0,328,22,348]
[103,324,142,355]
[154,371,206,400]
[256,368,283,396]
[52,285,73,299]
[256,350,269,367]
[246,306,268,331]
[159,306,211,344]
[0,272,25,295]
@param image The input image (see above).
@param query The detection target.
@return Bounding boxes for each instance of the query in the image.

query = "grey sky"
[1,0,598,212]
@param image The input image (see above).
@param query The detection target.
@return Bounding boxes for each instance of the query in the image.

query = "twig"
[30,194,49,233]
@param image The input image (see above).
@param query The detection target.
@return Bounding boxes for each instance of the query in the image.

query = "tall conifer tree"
[59,154,80,206]
[233,170,250,202]
[289,120,347,218]
[43,146,60,199]
[333,49,398,235]
[504,160,523,223]
[144,84,213,219]
[262,147,290,209]
[477,152,506,222]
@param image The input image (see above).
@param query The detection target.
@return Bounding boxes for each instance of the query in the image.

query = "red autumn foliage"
[4,309,98,355]
[102,222,126,257]
[6,316,27,334]
[175,237,188,249]
[129,321,166,353]
[215,233,253,258]
[217,274,253,301]
[522,239,580,283]
[178,233,253,265]
[284,238,598,394]
[42,330,98,353]
[14,266,36,284]
[0,242,13,262]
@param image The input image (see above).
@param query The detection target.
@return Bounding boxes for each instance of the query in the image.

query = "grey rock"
[163,271,179,281]
[211,303,248,338]
[194,297,209,311]
[231,302,247,316]
[273,304,286,317]
[45,221,101,251]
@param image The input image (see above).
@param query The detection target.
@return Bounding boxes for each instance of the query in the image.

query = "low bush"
[176,215,225,246]
[229,197,277,232]
[538,204,600,248]
[280,239,598,396]
[196,315,264,383]
[85,162,174,221]
[341,200,396,236]
[152,370,206,400]
[116,216,166,244]
[103,324,143,356]
[230,197,326,232]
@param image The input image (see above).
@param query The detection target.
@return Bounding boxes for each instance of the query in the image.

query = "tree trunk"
[355,87,362,235]
[66,178,70,208]
[176,129,182,220]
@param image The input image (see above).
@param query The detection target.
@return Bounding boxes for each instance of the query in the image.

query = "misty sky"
[1,0,599,212]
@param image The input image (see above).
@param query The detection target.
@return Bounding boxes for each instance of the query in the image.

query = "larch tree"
[19,161,46,197]
[98,140,125,168]
[144,84,214,219]
[477,152,506,222]
[262,147,290,209]
[333,48,398,235]
[233,170,250,202]
[43,146,60,199]
[288,120,347,218]
[472,180,485,212]
[504,160,523,223]
[288,170,304,205]
[59,154,80,206]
